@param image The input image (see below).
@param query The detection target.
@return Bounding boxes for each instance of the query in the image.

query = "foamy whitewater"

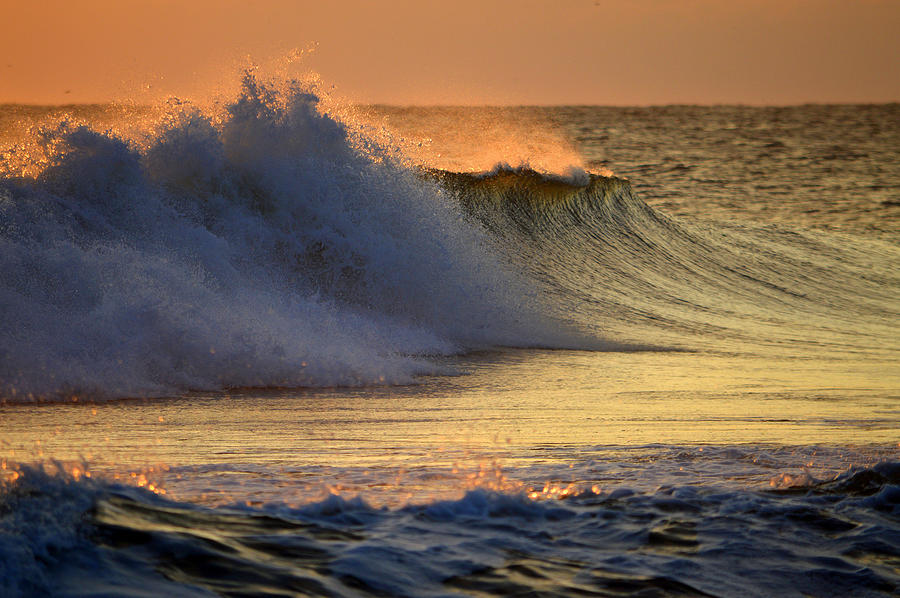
[1,78,899,596]
[1,78,598,401]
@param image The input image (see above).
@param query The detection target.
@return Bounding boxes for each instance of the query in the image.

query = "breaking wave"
[1,75,898,402]
[0,76,590,402]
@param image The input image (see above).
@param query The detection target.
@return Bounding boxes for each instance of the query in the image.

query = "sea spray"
[0,75,579,401]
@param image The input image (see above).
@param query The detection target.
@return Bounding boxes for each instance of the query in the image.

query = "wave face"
[0,77,580,401]
[436,166,900,356]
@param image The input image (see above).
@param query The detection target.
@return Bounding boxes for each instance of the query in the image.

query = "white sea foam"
[0,75,577,401]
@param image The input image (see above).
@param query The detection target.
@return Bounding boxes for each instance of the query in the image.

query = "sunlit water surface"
[3,350,897,508]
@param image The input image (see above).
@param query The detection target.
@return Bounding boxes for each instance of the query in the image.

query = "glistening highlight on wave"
[4,452,900,597]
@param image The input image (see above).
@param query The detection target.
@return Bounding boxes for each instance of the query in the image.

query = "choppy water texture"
[1,80,898,596]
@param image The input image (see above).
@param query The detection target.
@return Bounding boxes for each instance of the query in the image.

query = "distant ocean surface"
[1,81,898,596]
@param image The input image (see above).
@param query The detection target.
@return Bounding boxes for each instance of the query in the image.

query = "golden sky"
[2,0,899,105]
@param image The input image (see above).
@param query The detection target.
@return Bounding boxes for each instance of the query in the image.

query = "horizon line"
[2,100,899,109]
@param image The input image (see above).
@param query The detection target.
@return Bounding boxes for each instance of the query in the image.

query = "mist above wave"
[0,74,583,402]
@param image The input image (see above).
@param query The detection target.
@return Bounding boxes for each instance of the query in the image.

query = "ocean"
[1,76,898,596]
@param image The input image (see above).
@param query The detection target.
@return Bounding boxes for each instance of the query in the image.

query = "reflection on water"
[3,349,897,506]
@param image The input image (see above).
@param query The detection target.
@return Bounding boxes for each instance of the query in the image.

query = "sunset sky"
[3,0,899,105]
